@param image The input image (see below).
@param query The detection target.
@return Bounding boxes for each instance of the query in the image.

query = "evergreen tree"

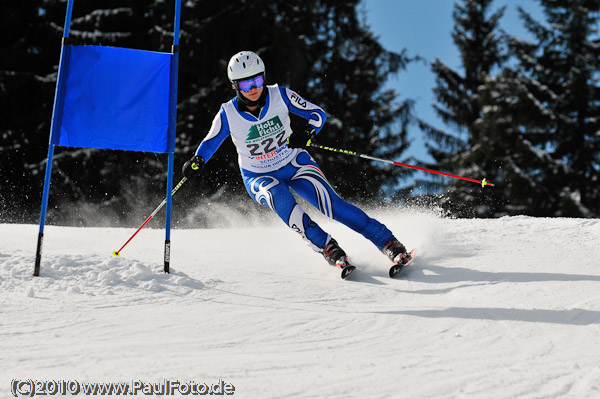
[1,1,61,222]
[500,0,600,217]
[299,2,415,200]
[0,0,415,225]
[418,0,507,217]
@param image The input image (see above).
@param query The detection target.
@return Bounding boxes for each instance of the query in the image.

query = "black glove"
[287,127,316,149]
[182,155,205,179]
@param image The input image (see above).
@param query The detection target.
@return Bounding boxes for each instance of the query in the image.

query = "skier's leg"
[289,151,396,250]
[242,173,330,252]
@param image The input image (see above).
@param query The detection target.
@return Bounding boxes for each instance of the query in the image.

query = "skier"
[182,50,409,275]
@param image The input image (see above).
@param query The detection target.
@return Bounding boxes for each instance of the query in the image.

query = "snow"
[2,210,600,398]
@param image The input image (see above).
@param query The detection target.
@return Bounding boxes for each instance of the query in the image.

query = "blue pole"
[63,0,75,37]
[164,153,174,273]
[35,0,76,276]
[173,0,181,46]
[164,0,182,273]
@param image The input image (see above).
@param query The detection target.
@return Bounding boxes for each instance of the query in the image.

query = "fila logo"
[290,92,307,108]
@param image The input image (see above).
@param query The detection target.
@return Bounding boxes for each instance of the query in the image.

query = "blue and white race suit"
[195,84,393,252]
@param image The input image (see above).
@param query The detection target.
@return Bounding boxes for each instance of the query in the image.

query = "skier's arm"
[195,107,231,162]
[279,86,327,134]
[182,108,231,178]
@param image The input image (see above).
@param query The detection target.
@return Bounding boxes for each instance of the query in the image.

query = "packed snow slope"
[2,210,600,399]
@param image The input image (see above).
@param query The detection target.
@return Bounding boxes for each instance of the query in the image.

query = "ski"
[389,248,417,278]
[340,264,356,279]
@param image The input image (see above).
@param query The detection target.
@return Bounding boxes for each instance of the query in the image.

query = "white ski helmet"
[227,51,265,81]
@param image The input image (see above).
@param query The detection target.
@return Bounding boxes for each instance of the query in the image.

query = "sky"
[362,0,545,172]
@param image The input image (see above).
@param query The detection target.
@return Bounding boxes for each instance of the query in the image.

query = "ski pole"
[307,141,494,187]
[113,177,188,256]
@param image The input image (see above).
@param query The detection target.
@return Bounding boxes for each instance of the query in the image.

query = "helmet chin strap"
[236,86,267,108]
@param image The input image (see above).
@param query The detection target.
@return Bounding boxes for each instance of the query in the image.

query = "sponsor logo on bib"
[246,116,284,142]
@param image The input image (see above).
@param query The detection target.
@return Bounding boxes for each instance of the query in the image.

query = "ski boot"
[382,238,415,277]
[322,238,355,279]
[382,238,408,264]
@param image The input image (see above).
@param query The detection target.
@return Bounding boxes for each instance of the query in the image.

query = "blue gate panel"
[57,45,172,153]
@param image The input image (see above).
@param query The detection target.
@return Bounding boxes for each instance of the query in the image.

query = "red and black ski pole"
[113,177,187,256]
[308,141,494,187]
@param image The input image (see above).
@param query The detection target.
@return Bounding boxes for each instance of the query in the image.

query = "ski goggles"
[236,74,265,92]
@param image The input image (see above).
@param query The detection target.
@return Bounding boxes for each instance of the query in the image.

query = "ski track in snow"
[2,211,600,399]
